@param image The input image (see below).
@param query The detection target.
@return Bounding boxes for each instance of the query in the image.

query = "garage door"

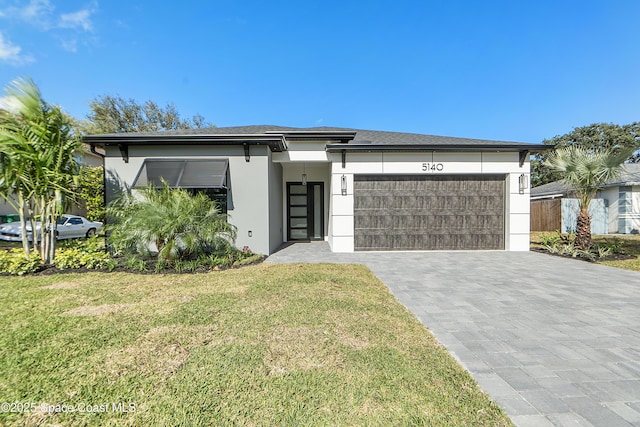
[354,175,505,251]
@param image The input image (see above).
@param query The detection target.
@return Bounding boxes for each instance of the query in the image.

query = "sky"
[0,0,638,143]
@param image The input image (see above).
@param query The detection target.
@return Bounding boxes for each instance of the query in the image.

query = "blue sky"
[0,0,638,143]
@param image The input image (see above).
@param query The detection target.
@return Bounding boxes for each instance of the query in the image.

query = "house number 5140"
[422,162,444,172]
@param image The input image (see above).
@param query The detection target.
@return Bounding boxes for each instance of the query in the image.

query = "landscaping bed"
[531,231,640,271]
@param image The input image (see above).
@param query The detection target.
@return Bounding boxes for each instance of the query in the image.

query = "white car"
[0,215,103,242]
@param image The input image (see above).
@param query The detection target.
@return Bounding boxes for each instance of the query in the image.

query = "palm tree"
[107,183,236,261]
[545,145,634,250]
[0,78,80,262]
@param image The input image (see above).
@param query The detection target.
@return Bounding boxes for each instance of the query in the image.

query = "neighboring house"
[530,163,640,234]
[0,145,104,217]
[84,125,544,255]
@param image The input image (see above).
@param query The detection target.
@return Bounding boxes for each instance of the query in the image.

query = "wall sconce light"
[301,174,307,186]
[341,174,347,196]
[519,173,529,194]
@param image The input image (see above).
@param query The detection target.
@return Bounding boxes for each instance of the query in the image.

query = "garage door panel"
[354,175,505,251]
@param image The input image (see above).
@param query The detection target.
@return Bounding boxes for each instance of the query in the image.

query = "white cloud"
[0,0,54,29]
[21,0,54,20]
[59,8,94,31]
[60,37,77,52]
[0,33,34,65]
[0,1,97,32]
[0,95,23,113]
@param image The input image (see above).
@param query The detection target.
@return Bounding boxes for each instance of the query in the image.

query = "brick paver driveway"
[267,243,640,427]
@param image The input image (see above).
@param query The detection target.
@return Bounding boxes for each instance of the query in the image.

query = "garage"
[353,175,506,251]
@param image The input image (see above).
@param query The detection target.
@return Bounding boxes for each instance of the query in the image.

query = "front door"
[287,182,324,241]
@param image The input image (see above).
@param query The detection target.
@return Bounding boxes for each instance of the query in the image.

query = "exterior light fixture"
[302,163,307,185]
[519,173,529,194]
[341,174,347,196]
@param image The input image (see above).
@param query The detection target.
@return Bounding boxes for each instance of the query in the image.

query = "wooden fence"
[530,199,562,232]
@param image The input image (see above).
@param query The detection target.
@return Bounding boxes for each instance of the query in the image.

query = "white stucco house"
[531,163,640,234]
[84,125,545,255]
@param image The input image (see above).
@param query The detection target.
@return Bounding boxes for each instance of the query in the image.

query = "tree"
[0,78,80,262]
[76,165,105,223]
[106,183,236,261]
[532,123,640,187]
[85,95,211,134]
[545,145,634,250]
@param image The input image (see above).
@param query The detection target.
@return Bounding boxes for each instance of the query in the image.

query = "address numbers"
[421,162,444,172]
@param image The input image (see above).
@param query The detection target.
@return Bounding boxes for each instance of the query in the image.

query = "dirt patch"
[104,325,221,377]
[43,281,81,290]
[22,403,53,426]
[264,326,344,375]
[335,328,370,350]
[63,304,131,316]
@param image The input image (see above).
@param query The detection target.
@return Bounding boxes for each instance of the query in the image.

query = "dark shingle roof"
[88,124,538,147]
[531,163,640,197]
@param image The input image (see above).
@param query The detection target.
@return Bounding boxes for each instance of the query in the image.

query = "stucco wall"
[280,163,331,242]
[268,159,283,253]
[104,144,274,255]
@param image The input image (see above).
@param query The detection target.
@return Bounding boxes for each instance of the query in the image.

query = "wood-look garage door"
[354,175,505,251]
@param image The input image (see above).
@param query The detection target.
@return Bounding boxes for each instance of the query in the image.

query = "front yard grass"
[531,231,640,272]
[0,263,511,426]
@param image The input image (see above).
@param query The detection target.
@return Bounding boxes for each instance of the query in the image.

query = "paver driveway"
[267,243,640,427]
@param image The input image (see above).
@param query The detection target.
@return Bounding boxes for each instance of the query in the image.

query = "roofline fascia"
[325,143,551,153]
[265,130,357,143]
[530,193,566,200]
[83,133,287,150]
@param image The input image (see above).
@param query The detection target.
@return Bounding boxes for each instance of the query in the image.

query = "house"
[530,163,640,234]
[84,125,545,255]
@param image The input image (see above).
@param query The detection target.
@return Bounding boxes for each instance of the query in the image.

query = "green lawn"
[0,263,511,426]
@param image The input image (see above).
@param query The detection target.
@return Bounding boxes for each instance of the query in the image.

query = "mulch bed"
[531,247,637,262]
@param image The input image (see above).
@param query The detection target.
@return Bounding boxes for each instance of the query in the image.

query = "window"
[133,159,229,213]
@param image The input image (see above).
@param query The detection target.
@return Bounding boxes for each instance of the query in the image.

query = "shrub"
[540,232,562,247]
[0,249,42,275]
[107,183,237,261]
[55,249,115,271]
[76,166,106,223]
[125,256,148,272]
[233,253,265,267]
[54,238,116,271]
[596,238,625,255]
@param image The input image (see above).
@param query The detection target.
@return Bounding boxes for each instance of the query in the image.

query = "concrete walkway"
[267,242,640,426]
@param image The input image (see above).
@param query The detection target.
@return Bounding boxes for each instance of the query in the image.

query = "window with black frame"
[132,159,230,214]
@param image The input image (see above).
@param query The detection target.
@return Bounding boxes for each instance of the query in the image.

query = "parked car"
[0,215,103,242]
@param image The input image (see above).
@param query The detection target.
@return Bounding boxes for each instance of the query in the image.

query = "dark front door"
[287,182,324,241]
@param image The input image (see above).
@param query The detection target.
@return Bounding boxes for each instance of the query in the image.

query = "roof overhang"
[265,130,357,143]
[325,143,551,153]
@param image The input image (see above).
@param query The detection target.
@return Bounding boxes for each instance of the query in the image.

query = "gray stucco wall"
[268,158,283,253]
[104,144,275,255]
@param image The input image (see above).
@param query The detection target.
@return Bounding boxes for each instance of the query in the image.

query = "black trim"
[118,144,129,163]
[84,134,288,153]
[243,143,250,162]
[286,182,324,241]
